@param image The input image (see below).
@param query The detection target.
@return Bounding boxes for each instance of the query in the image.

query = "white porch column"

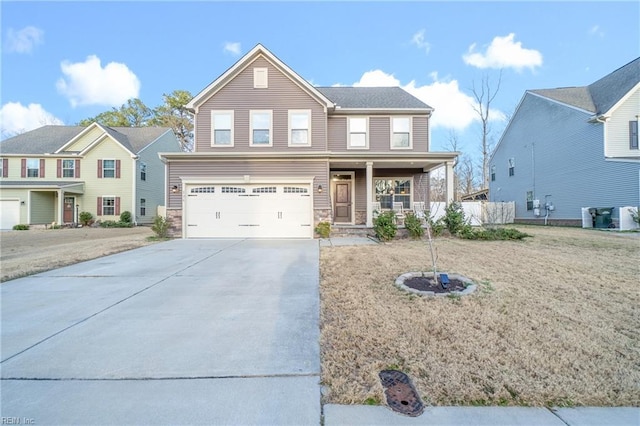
[366,161,373,227]
[445,161,455,205]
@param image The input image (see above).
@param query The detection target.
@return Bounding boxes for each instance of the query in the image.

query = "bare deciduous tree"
[470,71,502,188]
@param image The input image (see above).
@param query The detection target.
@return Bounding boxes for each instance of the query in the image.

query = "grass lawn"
[319,225,640,407]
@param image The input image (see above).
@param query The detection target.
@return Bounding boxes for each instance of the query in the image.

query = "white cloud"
[5,26,44,54]
[348,70,505,131]
[56,55,140,107]
[463,33,542,71]
[411,29,431,54]
[223,42,241,55]
[0,102,63,138]
[589,25,605,38]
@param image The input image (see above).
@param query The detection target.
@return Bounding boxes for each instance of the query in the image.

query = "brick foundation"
[515,218,582,227]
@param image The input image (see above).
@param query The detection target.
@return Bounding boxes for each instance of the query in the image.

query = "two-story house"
[159,44,458,238]
[0,123,181,229]
[489,57,640,227]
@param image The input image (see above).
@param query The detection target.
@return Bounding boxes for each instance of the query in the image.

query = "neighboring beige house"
[0,123,181,229]
[160,44,458,238]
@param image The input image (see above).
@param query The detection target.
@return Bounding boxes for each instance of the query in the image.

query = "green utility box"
[589,207,614,228]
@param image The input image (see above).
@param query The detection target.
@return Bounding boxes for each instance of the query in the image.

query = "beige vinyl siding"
[196,56,327,152]
[168,160,329,210]
[65,126,105,152]
[81,138,134,220]
[1,188,29,224]
[30,191,56,224]
[605,88,640,158]
[328,116,347,151]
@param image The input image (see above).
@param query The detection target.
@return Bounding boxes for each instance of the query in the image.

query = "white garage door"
[0,200,21,230]
[185,184,312,238]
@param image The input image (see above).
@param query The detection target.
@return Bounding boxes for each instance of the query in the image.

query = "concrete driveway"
[1,239,320,425]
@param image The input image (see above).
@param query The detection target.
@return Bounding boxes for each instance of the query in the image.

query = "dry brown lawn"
[320,226,640,407]
[0,227,157,282]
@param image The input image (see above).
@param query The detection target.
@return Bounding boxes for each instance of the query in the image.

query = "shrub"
[99,220,132,228]
[151,215,170,238]
[630,207,640,225]
[427,217,445,237]
[79,211,93,226]
[458,227,532,241]
[120,211,132,224]
[404,212,424,239]
[315,221,331,238]
[442,202,466,235]
[373,210,397,241]
[12,224,29,231]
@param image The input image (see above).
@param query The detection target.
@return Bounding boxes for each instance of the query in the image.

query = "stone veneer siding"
[355,210,366,225]
[166,209,183,238]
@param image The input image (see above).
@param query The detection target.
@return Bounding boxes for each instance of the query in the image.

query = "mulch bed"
[403,275,467,293]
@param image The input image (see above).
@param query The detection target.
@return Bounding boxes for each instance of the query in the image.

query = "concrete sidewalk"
[323,404,639,426]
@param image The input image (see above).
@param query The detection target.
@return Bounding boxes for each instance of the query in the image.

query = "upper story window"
[140,163,147,181]
[630,120,639,150]
[140,198,146,216]
[348,117,368,149]
[491,165,496,182]
[211,110,234,147]
[62,159,75,178]
[391,117,411,149]
[250,110,272,146]
[289,110,311,146]
[254,67,268,88]
[26,159,40,177]
[103,159,116,178]
[0,159,7,178]
[508,158,515,177]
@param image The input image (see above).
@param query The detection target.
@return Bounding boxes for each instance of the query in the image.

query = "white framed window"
[254,67,268,88]
[250,110,272,146]
[211,110,234,147]
[27,159,40,177]
[140,163,147,181]
[508,158,515,177]
[289,110,311,146]
[348,117,368,149]
[374,178,412,209]
[140,198,146,216]
[102,196,116,216]
[391,117,412,149]
[62,159,75,178]
[491,165,496,182]
[102,159,116,178]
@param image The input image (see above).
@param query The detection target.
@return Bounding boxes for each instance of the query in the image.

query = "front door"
[334,182,352,223]
[63,197,74,223]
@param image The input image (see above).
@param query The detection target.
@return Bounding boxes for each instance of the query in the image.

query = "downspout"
[132,156,138,225]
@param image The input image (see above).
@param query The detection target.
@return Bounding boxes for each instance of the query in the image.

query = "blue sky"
[2,1,638,160]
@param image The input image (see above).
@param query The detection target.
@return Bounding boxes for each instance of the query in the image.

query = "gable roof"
[0,125,172,155]
[317,87,433,110]
[529,57,639,114]
[187,43,335,110]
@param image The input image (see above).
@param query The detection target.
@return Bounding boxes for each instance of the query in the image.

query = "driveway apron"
[1,239,320,425]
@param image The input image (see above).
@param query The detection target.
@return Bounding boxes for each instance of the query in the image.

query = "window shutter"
[115,197,121,215]
[3,159,8,178]
[97,197,103,216]
[57,159,62,178]
[630,121,639,149]
[98,160,103,178]
[75,159,81,178]
[21,159,26,178]
[115,160,121,178]
[40,159,45,178]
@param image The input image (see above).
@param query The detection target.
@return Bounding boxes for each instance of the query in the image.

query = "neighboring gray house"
[0,123,181,228]
[160,44,458,238]
[489,57,640,227]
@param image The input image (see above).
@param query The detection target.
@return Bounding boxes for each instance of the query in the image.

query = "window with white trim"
[491,165,496,182]
[140,163,146,181]
[103,159,116,178]
[508,158,515,177]
[62,159,75,178]
[211,110,234,146]
[374,178,411,209]
[102,196,116,216]
[391,117,411,148]
[254,67,268,88]
[289,110,311,146]
[140,198,146,216]
[250,110,272,146]
[348,117,368,149]
[26,159,39,177]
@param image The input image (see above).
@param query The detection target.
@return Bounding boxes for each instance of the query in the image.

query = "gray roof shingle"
[0,125,171,155]
[529,57,639,114]
[317,87,432,110]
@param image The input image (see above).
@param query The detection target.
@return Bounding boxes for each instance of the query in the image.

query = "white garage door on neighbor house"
[0,199,20,229]
[184,184,313,238]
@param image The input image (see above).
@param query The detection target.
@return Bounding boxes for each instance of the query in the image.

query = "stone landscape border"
[395,272,477,297]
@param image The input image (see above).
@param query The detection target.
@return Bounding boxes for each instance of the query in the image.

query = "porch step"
[330,225,375,238]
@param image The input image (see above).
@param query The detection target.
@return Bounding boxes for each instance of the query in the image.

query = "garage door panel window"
[253,186,276,193]
[191,187,215,193]
[212,111,234,146]
[284,186,308,193]
[250,110,272,146]
[222,186,246,193]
